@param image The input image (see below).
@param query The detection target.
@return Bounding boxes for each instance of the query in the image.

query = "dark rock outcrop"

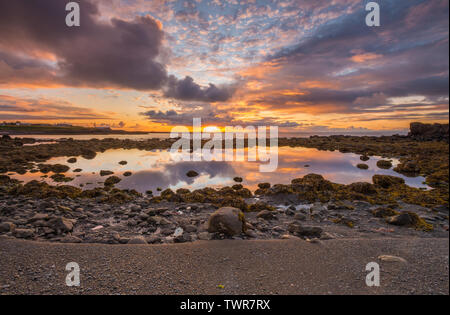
[408,122,449,142]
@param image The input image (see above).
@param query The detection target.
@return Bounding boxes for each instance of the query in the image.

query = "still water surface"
[10,146,428,193]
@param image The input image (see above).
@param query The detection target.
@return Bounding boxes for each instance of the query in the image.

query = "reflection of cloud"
[10,146,428,192]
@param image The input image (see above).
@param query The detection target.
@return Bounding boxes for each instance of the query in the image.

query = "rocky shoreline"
[0,123,448,245]
[0,176,448,245]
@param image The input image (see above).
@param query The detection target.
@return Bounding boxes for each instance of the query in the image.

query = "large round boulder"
[207,207,245,236]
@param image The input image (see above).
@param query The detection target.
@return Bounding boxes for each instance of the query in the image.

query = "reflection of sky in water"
[10,147,428,193]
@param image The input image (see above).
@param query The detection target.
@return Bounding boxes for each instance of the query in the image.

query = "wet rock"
[386,213,414,226]
[50,174,74,183]
[291,174,333,197]
[28,213,49,222]
[233,177,243,183]
[310,203,327,213]
[320,232,336,240]
[348,182,377,194]
[67,158,77,163]
[376,160,393,169]
[373,175,405,189]
[60,235,82,243]
[332,217,356,228]
[408,122,449,142]
[197,232,212,240]
[433,205,449,214]
[285,208,295,216]
[186,170,199,177]
[118,161,128,165]
[49,217,74,233]
[0,222,15,233]
[123,171,132,177]
[57,205,71,212]
[360,155,370,161]
[357,163,369,170]
[294,213,306,221]
[100,170,114,176]
[13,228,34,239]
[207,207,245,236]
[184,225,197,233]
[38,164,70,174]
[248,201,275,212]
[174,232,191,243]
[256,210,277,220]
[258,183,271,189]
[232,184,243,190]
[288,223,322,238]
[127,236,148,244]
[372,207,399,218]
[394,161,420,174]
[176,188,190,195]
[104,176,121,186]
[244,229,257,238]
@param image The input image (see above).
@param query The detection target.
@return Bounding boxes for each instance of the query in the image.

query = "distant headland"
[0,122,149,135]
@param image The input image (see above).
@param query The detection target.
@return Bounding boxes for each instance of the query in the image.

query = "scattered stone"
[244,230,257,238]
[256,210,277,220]
[357,163,369,170]
[373,175,405,189]
[294,213,306,221]
[320,232,335,240]
[49,217,74,233]
[127,236,148,244]
[186,170,199,177]
[118,161,128,165]
[173,227,184,237]
[60,235,82,243]
[232,184,243,190]
[104,176,121,186]
[0,222,15,233]
[372,207,399,218]
[233,177,243,183]
[13,228,34,239]
[376,160,393,169]
[257,182,271,189]
[100,170,114,176]
[174,233,191,243]
[288,223,322,238]
[348,182,377,194]
[67,158,77,163]
[123,171,132,177]
[378,255,407,263]
[197,232,212,240]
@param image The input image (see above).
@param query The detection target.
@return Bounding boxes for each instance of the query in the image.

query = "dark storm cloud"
[0,0,233,102]
[252,0,449,114]
[164,76,235,102]
[0,0,167,90]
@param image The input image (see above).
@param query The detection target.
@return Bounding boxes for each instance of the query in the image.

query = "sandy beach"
[1,237,448,295]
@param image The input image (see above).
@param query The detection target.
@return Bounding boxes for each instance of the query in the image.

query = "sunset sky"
[0,0,448,133]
